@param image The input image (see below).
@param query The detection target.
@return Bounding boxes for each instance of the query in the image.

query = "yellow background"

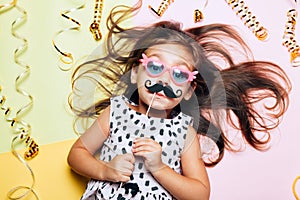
[0,139,89,199]
[0,0,134,153]
[0,0,132,199]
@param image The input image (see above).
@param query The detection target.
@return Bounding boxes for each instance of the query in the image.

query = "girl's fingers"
[132,147,152,154]
[122,168,133,176]
[121,176,130,182]
[133,138,158,148]
[132,140,161,155]
[132,141,155,153]
[121,155,135,172]
[123,153,135,163]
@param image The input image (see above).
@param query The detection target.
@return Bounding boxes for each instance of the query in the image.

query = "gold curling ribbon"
[225,0,269,41]
[293,176,300,200]
[0,89,39,160]
[0,3,39,199]
[10,5,34,131]
[149,0,174,17]
[90,0,103,41]
[6,134,39,200]
[0,0,17,12]
[194,9,204,23]
[282,8,300,67]
[194,0,208,23]
[52,1,85,71]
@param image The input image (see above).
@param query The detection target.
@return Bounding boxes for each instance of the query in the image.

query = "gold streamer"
[6,133,39,200]
[11,7,33,119]
[149,0,174,17]
[282,8,300,67]
[89,0,103,41]
[293,176,300,200]
[52,2,85,71]
[0,3,39,199]
[225,0,269,41]
[194,0,208,23]
[0,0,17,12]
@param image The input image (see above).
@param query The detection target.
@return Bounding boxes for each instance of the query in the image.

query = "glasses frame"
[139,53,198,85]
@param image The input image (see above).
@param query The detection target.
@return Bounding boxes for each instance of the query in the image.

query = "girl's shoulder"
[96,105,111,135]
[110,95,135,107]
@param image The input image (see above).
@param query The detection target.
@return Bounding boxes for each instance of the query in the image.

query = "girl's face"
[131,44,196,117]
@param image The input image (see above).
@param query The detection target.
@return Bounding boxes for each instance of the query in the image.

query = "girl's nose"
[157,70,171,85]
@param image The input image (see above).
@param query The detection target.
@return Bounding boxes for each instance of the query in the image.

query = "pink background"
[135,0,300,199]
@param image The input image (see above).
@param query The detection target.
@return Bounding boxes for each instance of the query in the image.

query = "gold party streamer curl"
[0,87,39,160]
[89,0,103,41]
[293,176,300,200]
[282,8,300,67]
[0,91,39,200]
[52,1,85,71]
[1,3,40,200]
[194,0,208,23]
[6,133,39,200]
[225,0,269,41]
[149,0,174,17]
[11,6,34,118]
[0,0,17,12]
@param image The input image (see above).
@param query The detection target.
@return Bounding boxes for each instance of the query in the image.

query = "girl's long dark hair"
[69,1,291,166]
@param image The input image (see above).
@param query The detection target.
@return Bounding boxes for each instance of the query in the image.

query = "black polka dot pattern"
[80,95,193,200]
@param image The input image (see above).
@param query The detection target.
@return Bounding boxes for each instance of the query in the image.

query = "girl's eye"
[147,61,164,75]
[172,69,189,83]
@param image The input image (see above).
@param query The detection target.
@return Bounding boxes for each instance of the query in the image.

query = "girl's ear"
[130,66,138,84]
[184,83,196,100]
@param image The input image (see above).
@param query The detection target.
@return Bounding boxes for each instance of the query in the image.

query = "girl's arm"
[133,126,210,200]
[67,106,111,180]
[67,106,135,182]
[154,126,210,200]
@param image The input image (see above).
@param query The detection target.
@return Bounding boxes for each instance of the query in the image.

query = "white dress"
[81,95,193,200]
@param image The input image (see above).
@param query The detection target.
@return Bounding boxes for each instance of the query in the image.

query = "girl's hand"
[132,138,165,173]
[104,153,135,182]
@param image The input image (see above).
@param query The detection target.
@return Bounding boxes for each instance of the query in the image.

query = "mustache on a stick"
[144,80,182,98]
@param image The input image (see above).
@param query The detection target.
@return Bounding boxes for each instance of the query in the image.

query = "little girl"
[67,2,290,200]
